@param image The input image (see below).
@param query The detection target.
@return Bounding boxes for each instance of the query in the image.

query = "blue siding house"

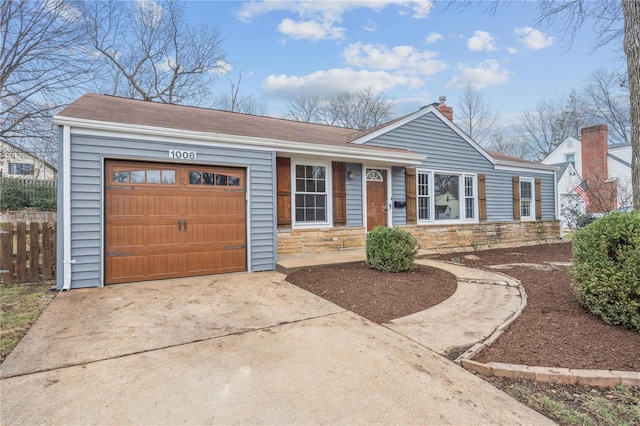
[53,94,559,289]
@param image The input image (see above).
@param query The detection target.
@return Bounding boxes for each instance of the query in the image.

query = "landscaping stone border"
[454,268,640,388]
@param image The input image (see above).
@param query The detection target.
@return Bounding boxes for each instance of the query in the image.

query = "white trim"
[494,163,557,174]
[519,177,536,221]
[351,105,497,166]
[554,169,559,221]
[52,116,424,167]
[362,166,392,231]
[291,160,333,229]
[415,169,480,225]
[543,136,580,163]
[62,125,74,290]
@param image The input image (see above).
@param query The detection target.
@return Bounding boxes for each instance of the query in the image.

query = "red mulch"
[286,242,640,371]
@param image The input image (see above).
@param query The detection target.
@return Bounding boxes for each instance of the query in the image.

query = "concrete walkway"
[0,270,553,425]
[386,259,523,360]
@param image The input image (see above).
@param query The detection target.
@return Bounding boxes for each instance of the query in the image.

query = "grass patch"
[1,282,56,362]
[499,380,640,426]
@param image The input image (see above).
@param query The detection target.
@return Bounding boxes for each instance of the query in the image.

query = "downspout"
[553,169,560,236]
[62,125,75,290]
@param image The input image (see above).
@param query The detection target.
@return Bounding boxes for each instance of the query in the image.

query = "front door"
[366,169,388,231]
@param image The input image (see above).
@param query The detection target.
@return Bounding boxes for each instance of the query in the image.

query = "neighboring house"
[542,125,632,228]
[53,94,559,290]
[0,140,57,180]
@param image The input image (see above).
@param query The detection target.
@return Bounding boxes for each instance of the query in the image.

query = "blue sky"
[185,1,625,124]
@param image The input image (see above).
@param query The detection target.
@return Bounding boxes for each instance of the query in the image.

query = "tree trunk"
[622,0,640,209]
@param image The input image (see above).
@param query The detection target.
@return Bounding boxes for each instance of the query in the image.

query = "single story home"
[53,94,559,289]
[0,140,57,179]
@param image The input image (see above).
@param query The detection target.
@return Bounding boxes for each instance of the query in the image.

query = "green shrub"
[366,226,418,273]
[0,178,28,210]
[571,211,640,332]
[30,182,57,211]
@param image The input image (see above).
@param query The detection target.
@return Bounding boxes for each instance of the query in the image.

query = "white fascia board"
[52,116,425,166]
[494,161,558,174]
[350,105,497,166]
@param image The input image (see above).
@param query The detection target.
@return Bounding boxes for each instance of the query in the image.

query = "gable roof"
[0,140,57,173]
[547,161,579,183]
[54,94,425,166]
[487,149,558,172]
[608,152,631,168]
[57,93,362,147]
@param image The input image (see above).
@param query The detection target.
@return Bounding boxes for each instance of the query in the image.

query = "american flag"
[573,180,590,207]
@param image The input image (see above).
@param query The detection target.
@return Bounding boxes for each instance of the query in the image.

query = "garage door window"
[189,170,242,187]
[112,167,176,185]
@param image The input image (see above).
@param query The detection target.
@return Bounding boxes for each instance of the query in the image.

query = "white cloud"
[262,68,423,100]
[514,27,554,50]
[236,1,433,40]
[467,30,497,52]
[446,59,511,90]
[363,20,377,32]
[425,32,443,45]
[278,18,345,40]
[343,42,448,76]
[508,47,519,54]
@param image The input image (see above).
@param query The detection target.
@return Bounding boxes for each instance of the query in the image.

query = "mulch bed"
[286,242,640,371]
[286,263,457,323]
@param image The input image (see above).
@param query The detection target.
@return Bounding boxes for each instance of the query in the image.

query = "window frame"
[416,169,478,225]
[564,153,576,167]
[9,162,35,175]
[519,177,535,221]
[291,160,332,229]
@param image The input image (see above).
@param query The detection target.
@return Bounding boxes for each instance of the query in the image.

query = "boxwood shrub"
[571,210,640,332]
[366,226,418,273]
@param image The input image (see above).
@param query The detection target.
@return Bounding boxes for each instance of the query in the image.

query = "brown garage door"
[105,160,246,284]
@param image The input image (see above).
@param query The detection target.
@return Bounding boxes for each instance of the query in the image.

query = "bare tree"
[320,87,395,130]
[286,93,323,123]
[580,69,630,145]
[216,72,268,115]
[76,0,225,105]
[456,85,498,147]
[515,93,587,160]
[486,128,532,159]
[453,0,639,209]
[1,0,92,156]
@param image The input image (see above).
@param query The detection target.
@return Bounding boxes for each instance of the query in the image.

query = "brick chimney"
[437,95,453,121]
[580,124,617,213]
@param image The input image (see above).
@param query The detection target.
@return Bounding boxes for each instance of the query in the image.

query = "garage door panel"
[147,254,181,277]
[106,161,247,284]
[107,256,146,283]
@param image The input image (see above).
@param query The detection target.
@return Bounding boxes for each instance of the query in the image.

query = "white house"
[542,125,632,228]
[0,140,57,180]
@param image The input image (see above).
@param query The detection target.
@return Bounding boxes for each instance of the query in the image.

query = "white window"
[9,163,34,175]
[416,170,477,223]
[293,162,331,227]
[565,153,575,167]
[520,177,535,220]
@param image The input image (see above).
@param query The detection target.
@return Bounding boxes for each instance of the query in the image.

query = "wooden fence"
[0,222,56,284]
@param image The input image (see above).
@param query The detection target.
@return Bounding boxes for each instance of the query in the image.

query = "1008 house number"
[168,150,197,160]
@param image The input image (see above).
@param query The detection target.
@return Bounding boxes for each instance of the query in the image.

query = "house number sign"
[168,150,197,160]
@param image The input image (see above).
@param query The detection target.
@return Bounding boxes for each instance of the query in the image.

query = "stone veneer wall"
[399,220,561,253]
[277,227,366,255]
[277,221,561,256]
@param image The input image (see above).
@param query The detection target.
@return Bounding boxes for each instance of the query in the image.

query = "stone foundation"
[277,221,561,256]
[398,220,561,253]
[277,227,366,255]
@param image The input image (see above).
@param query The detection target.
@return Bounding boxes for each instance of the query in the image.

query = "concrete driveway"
[1,272,554,425]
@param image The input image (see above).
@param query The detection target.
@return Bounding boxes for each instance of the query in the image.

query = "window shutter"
[512,176,521,220]
[405,168,417,224]
[478,174,487,221]
[332,162,347,226]
[535,178,542,220]
[276,157,291,228]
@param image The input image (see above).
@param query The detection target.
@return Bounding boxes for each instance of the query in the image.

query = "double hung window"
[293,162,330,226]
[520,178,535,220]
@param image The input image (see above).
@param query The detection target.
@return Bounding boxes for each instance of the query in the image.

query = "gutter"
[62,125,75,290]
